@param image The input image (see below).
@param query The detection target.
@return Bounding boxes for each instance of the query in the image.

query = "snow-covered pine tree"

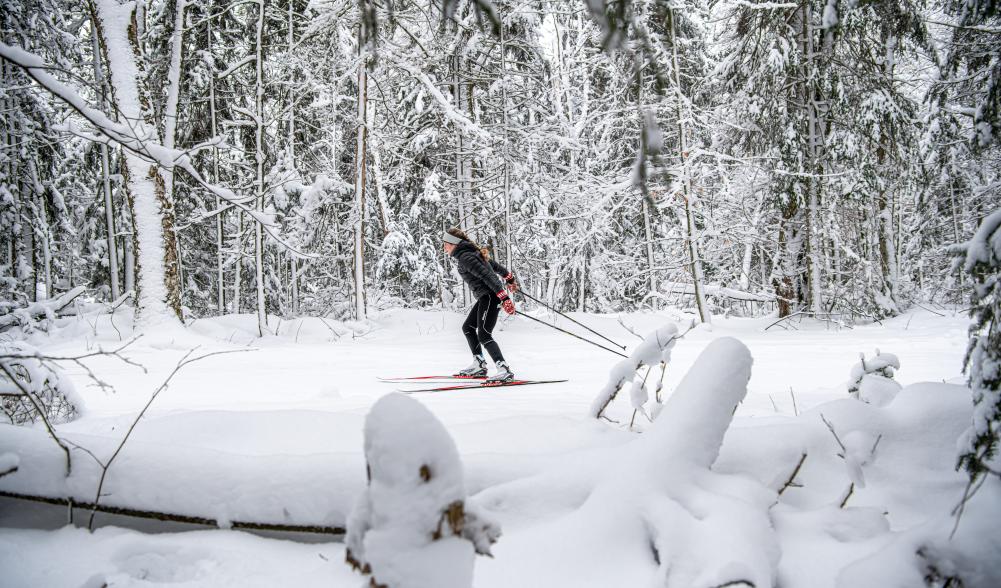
[953,209,1001,486]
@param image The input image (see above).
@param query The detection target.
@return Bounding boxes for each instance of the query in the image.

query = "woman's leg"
[462,297,484,356]
[476,294,505,363]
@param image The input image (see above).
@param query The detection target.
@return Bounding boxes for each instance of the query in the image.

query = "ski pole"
[515,311,629,358]
[518,291,626,350]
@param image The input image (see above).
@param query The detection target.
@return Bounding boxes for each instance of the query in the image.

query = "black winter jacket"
[450,240,514,299]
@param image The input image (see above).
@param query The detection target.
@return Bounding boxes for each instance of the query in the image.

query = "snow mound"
[346,393,499,588]
[480,337,774,588]
[848,350,902,407]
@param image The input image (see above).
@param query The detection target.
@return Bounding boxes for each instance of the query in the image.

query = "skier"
[443,227,518,382]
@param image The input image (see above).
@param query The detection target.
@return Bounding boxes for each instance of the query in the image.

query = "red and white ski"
[399,379,567,393]
[378,375,486,383]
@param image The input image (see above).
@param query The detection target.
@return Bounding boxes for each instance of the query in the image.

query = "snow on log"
[0,285,86,330]
[478,337,776,587]
[345,393,499,588]
[634,338,776,587]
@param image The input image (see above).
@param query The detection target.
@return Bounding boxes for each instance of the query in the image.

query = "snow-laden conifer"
[952,209,1001,484]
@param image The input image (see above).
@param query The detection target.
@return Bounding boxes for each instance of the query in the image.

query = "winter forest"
[1,0,1000,585]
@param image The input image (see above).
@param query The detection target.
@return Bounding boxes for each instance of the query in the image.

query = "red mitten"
[497,291,516,315]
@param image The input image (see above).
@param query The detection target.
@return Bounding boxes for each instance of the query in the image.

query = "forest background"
[0,0,998,333]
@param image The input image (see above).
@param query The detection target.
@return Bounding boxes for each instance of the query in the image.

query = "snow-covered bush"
[590,322,681,422]
[847,350,902,407]
[0,342,80,425]
[345,393,499,588]
[375,222,439,304]
[951,208,1001,483]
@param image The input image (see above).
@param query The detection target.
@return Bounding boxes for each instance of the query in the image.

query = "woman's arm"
[489,260,517,290]
[459,250,506,295]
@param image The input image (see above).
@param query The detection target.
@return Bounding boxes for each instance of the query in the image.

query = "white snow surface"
[0,306,995,587]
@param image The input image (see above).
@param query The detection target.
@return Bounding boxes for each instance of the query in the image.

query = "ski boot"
[456,355,488,378]
[486,361,515,384]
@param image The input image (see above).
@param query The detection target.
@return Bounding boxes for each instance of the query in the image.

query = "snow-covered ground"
[2,305,998,587]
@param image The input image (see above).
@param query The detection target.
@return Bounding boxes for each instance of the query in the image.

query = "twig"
[950,474,989,539]
[819,413,847,457]
[789,387,799,416]
[869,434,883,459]
[764,311,806,331]
[914,303,945,317]
[839,483,854,508]
[617,316,645,341]
[777,453,808,496]
[87,347,254,530]
[768,394,779,413]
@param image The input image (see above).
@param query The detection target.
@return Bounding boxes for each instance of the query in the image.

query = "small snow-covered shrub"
[591,322,682,422]
[0,342,80,425]
[345,393,499,588]
[847,350,901,407]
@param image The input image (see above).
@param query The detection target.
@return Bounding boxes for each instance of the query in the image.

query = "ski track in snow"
[0,307,979,587]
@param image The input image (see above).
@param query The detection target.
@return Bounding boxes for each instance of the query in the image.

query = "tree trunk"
[254,0,267,334]
[91,28,120,300]
[352,26,369,321]
[207,0,224,313]
[642,198,657,307]
[91,0,182,325]
[670,9,710,324]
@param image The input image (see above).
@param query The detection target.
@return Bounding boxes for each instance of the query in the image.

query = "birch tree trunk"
[802,2,823,316]
[91,0,182,325]
[352,26,369,321]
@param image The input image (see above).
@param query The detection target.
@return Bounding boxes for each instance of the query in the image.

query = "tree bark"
[90,0,182,325]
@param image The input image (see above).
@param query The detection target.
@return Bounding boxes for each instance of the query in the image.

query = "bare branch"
[87,348,254,530]
[777,453,808,496]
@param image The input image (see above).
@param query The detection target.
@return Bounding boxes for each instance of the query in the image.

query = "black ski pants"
[462,294,505,363]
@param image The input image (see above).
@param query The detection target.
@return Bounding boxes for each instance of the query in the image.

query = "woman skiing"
[443,227,518,382]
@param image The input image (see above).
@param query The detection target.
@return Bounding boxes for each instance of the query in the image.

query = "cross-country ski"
[399,379,569,393]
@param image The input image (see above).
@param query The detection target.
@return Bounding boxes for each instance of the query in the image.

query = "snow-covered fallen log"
[0,286,87,331]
